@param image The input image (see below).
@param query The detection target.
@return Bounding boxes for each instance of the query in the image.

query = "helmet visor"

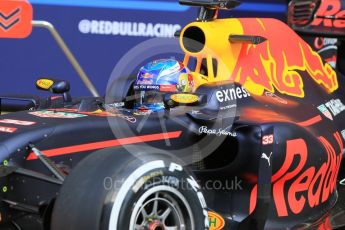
[134,90,165,112]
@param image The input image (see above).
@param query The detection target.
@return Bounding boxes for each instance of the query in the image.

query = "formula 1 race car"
[1,0,345,229]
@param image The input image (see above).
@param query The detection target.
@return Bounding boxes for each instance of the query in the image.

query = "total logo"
[216,86,250,103]
[318,99,345,120]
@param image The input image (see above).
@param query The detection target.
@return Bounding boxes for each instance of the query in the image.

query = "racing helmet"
[133,59,194,112]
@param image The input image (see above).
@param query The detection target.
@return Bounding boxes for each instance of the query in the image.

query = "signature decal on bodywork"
[198,126,237,137]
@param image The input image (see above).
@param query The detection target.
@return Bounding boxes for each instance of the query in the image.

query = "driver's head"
[133,59,194,113]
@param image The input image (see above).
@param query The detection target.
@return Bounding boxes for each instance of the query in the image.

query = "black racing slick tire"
[51,148,209,230]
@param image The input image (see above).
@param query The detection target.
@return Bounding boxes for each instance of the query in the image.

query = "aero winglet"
[229,35,267,45]
[179,0,241,21]
[0,0,33,38]
[179,0,241,9]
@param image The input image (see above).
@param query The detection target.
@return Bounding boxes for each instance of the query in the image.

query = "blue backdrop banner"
[0,0,287,97]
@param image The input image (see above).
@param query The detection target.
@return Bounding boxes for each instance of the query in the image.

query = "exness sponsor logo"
[79,20,181,38]
[216,86,250,103]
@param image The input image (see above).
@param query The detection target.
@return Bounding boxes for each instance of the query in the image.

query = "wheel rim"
[129,186,194,230]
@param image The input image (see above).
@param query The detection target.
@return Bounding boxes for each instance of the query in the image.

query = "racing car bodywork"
[1,0,345,229]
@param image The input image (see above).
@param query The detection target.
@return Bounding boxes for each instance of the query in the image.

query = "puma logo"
[261,152,272,166]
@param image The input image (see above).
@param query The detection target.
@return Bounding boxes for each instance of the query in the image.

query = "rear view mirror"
[36,78,71,102]
[0,0,33,38]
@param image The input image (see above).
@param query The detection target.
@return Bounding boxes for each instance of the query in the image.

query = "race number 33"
[262,134,274,145]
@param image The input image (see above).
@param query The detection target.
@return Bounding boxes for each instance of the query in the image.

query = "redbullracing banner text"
[78,20,181,38]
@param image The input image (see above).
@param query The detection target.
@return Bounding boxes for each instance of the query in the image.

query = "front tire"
[51,148,209,230]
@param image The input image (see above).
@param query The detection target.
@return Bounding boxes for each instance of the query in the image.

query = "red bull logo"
[231,18,338,98]
[249,132,343,217]
[312,0,345,28]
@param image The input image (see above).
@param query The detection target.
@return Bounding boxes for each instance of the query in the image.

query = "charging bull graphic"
[232,18,338,98]
[180,17,338,98]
